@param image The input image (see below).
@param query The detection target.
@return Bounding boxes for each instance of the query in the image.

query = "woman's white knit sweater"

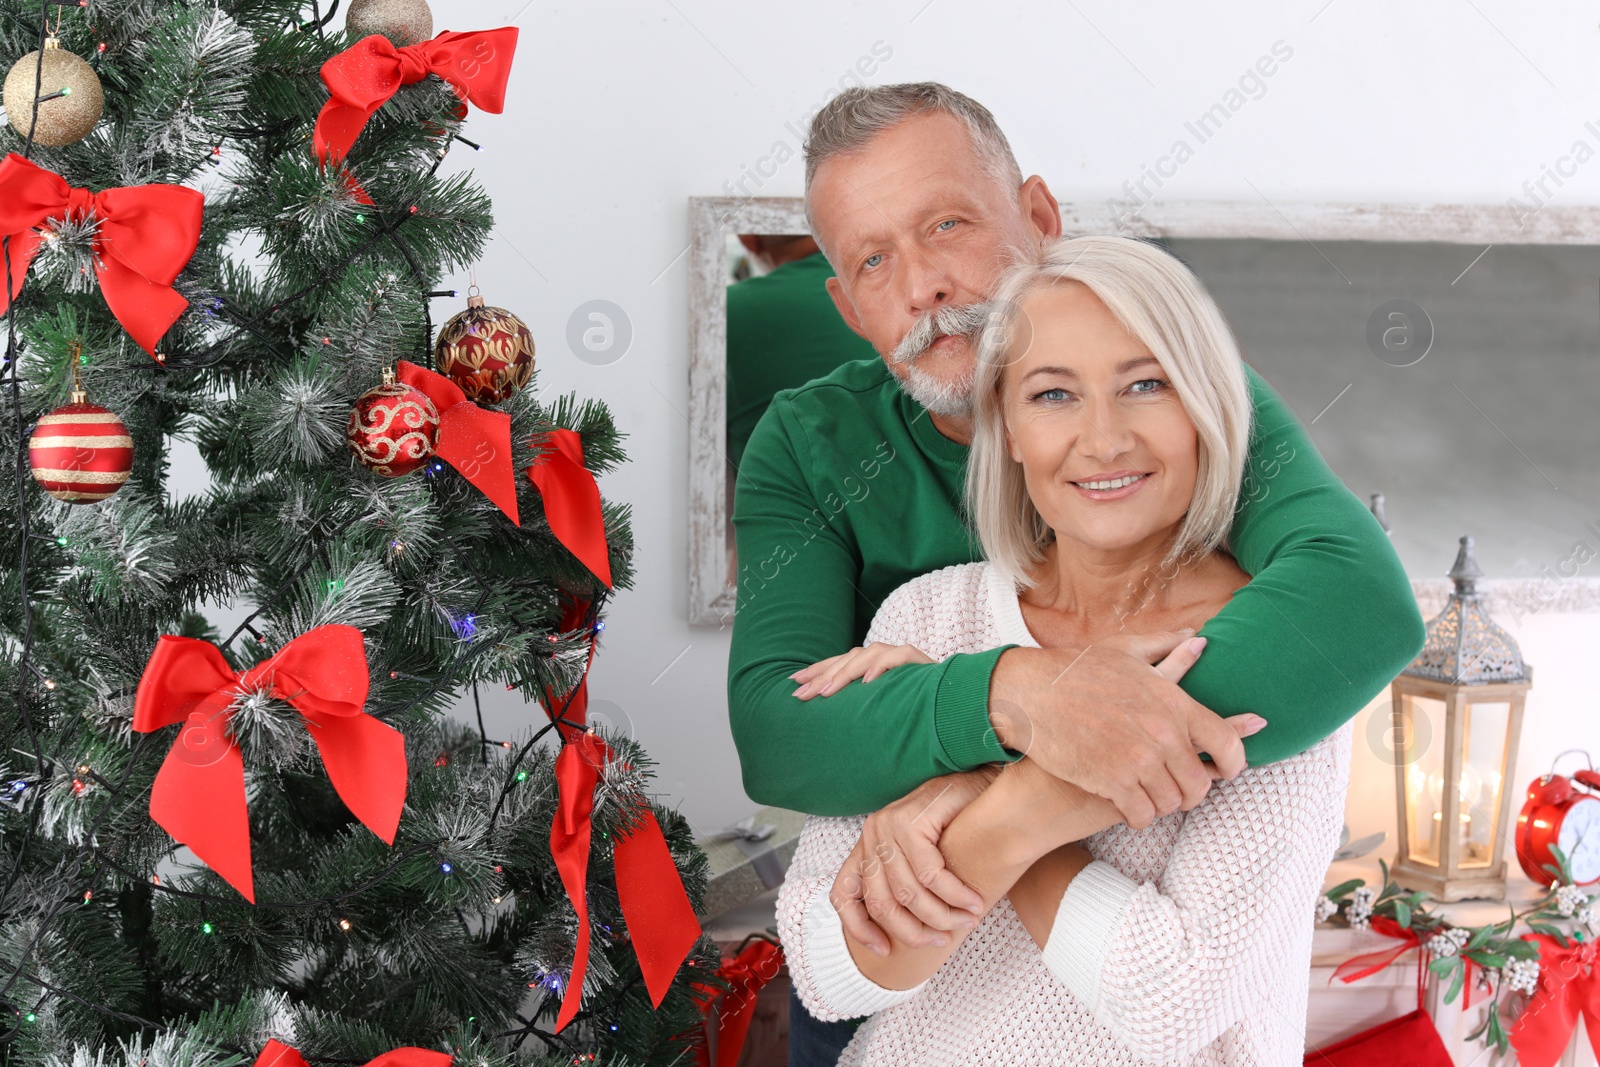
[776,561,1352,1067]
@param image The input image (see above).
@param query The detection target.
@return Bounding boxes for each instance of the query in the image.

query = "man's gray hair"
[802,82,1024,232]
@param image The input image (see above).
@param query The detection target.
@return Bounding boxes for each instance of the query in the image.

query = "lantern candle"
[1389,536,1530,901]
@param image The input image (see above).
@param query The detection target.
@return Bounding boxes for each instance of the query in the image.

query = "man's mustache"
[889,302,993,364]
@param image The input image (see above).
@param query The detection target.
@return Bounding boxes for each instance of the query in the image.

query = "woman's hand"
[829,766,999,956]
[790,642,933,699]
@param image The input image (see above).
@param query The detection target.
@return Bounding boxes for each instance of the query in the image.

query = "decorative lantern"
[1389,536,1531,901]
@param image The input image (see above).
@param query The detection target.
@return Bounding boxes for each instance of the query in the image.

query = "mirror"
[721,233,879,594]
[686,196,1600,625]
[1166,237,1600,591]
[688,197,809,626]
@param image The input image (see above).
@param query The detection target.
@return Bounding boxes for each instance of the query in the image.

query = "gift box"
[695,807,806,920]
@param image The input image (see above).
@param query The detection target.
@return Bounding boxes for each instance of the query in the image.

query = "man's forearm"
[845,761,1120,990]
[730,646,1016,815]
[729,404,1020,816]
[985,645,1075,753]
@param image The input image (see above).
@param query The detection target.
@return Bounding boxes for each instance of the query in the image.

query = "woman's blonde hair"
[965,234,1253,591]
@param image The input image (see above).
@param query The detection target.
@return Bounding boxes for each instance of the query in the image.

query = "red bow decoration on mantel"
[1330,916,1485,1010]
[1330,916,1420,983]
[132,625,406,904]
[549,731,702,1033]
[1509,933,1600,1067]
[396,359,519,524]
[527,429,612,588]
[253,1038,449,1067]
[314,28,519,164]
[0,153,204,357]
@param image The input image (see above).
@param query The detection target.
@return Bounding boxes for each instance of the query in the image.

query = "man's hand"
[988,633,1266,831]
[828,767,997,957]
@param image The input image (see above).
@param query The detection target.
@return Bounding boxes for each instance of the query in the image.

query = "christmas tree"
[0,3,719,1065]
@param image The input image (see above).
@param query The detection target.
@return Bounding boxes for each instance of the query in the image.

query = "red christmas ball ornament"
[28,389,133,504]
[434,287,535,405]
[346,368,440,477]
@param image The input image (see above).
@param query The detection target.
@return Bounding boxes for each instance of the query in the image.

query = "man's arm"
[727,401,1017,817]
[1178,364,1425,763]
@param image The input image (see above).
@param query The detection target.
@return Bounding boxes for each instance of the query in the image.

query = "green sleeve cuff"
[933,645,1022,769]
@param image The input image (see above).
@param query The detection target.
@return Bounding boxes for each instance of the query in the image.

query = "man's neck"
[929,410,974,447]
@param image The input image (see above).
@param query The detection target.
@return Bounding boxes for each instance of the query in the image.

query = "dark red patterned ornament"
[346,367,440,477]
[433,286,535,404]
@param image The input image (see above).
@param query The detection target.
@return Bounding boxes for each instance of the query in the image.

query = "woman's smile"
[1068,470,1152,501]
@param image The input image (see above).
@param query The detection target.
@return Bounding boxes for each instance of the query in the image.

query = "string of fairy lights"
[0,2,652,1062]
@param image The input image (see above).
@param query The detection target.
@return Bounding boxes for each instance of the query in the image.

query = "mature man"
[726,83,1423,1062]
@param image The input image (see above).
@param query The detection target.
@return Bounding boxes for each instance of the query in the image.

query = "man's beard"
[887,302,992,418]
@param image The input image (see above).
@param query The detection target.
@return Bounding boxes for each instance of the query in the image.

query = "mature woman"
[775,234,1351,1066]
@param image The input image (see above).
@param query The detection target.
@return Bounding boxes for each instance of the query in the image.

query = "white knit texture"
[775,561,1352,1067]
[1041,858,1141,1011]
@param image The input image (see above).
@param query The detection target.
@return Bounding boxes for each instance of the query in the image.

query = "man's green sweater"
[728,357,1425,817]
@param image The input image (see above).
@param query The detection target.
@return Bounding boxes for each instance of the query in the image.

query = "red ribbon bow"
[314,28,519,164]
[396,359,519,524]
[549,731,702,1033]
[0,153,203,357]
[1331,916,1420,984]
[253,1039,449,1067]
[692,939,785,1067]
[132,626,406,904]
[526,429,612,588]
[1330,916,1484,1010]
[1510,934,1600,1067]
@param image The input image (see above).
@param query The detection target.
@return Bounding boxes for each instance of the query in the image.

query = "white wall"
[288,1,1600,839]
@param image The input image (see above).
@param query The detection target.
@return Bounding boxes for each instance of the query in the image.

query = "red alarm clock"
[1516,759,1600,886]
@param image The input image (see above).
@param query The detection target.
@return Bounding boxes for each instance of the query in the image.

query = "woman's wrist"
[949,761,1059,873]
[991,759,1122,854]
[940,759,1123,892]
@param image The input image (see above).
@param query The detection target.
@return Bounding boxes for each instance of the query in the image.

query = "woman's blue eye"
[1031,387,1069,403]
[1130,378,1166,394]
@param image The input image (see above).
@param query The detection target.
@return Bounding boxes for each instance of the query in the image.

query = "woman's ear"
[1005,423,1022,464]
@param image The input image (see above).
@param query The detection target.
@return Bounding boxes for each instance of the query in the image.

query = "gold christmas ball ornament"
[3,37,103,147]
[346,0,434,47]
[434,291,535,405]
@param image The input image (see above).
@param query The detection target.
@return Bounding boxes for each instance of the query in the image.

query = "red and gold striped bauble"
[28,395,133,504]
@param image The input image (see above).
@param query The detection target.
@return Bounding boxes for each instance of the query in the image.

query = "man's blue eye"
[936,220,957,232]
[863,254,883,269]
